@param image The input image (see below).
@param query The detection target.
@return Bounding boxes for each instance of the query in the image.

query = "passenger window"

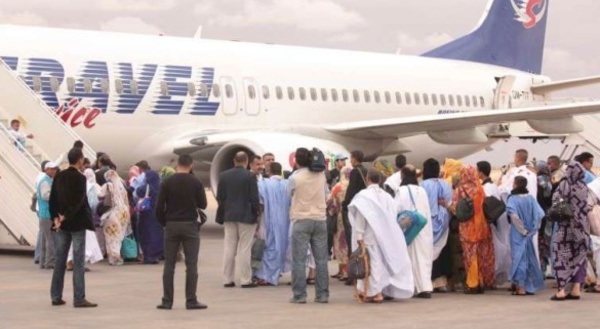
[342,89,349,102]
[456,95,462,106]
[321,88,328,101]
[248,85,256,99]
[225,84,234,98]
[67,77,75,93]
[331,89,338,102]
[276,86,283,100]
[199,83,208,97]
[84,78,93,93]
[448,95,454,106]
[262,86,270,99]
[472,96,478,107]
[114,79,123,94]
[423,93,429,106]
[384,91,391,104]
[310,88,318,101]
[431,94,438,106]
[464,95,470,107]
[395,92,402,104]
[50,77,59,92]
[212,83,220,98]
[480,96,485,107]
[299,87,306,100]
[130,80,138,95]
[32,76,42,92]
[353,89,360,102]
[405,92,411,105]
[364,90,371,103]
[374,91,381,104]
[414,93,420,105]
[187,82,196,96]
[440,94,446,106]
[287,87,295,100]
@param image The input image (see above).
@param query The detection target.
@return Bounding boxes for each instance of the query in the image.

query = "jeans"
[291,219,329,301]
[34,224,42,262]
[162,221,200,306]
[51,230,86,303]
[39,219,56,268]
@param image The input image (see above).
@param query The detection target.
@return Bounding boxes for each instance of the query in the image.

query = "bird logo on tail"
[510,0,547,29]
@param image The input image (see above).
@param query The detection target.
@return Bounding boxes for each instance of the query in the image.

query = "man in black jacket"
[155,154,208,310]
[217,151,260,288]
[341,151,368,261]
[49,148,97,308]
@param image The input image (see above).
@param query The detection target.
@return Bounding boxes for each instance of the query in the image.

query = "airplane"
[1,0,600,193]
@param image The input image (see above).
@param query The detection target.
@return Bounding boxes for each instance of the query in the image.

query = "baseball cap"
[44,161,59,170]
[334,153,347,161]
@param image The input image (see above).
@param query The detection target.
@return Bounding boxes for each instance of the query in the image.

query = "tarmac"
[2,220,599,329]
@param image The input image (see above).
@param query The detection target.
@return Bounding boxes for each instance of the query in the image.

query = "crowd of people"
[28,137,600,308]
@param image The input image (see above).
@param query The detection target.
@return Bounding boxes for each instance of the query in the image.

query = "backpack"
[309,148,326,172]
[483,196,505,224]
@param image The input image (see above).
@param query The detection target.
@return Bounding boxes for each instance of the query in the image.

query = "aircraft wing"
[531,75,600,94]
[325,101,600,141]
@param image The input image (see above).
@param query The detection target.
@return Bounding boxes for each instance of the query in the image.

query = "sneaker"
[314,298,329,304]
[289,298,307,304]
[74,299,98,308]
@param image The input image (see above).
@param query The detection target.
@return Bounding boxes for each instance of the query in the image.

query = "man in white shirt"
[497,149,537,200]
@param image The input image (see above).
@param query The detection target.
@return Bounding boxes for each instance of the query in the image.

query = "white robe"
[394,185,433,294]
[349,185,414,299]
[483,182,511,285]
[67,231,104,264]
[384,172,402,196]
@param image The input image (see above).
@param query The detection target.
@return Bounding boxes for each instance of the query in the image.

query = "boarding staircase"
[0,59,96,247]
[558,115,600,163]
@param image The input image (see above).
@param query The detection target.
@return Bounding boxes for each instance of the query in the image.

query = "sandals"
[585,287,600,293]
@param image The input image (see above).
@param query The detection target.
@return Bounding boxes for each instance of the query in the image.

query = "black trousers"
[162,221,200,306]
[342,209,352,257]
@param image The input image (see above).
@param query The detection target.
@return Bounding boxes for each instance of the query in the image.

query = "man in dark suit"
[341,150,368,263]
[49,148,97,308]
[217,151,260,288]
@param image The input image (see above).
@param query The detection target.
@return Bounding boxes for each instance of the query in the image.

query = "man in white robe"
[383,154,406,197]
[348,169,414,302]
[478,161,511,286]
[394,165,434,298]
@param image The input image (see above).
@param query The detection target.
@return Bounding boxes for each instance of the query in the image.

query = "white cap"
[44,161,59,170]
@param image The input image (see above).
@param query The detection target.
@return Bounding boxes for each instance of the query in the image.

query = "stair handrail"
[0,59,96,161]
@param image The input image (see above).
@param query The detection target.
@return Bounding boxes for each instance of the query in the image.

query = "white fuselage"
[0,25,548,171]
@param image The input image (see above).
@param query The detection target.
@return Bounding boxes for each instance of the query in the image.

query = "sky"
[0,0,598,166]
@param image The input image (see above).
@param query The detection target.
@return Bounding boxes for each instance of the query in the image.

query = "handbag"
[348,243,370,281]
[197,209,208,227]
[483,196,505,224]
[120,235,138,260]
[456,187,474,223]
[548,198,574,223]
[251,238,265,269]
[397,187,428,245]
[135,185,152,213]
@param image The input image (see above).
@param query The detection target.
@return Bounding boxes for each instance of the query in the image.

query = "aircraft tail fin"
[422,0,549,74]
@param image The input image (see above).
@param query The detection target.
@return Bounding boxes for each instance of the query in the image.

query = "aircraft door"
[219,77,238,116]
[243,78,261,116]
[493,75,516,109]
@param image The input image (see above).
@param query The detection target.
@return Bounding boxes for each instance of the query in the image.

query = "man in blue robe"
[420,159,453,292]
[506,176,546,295]
[255,162,291,286]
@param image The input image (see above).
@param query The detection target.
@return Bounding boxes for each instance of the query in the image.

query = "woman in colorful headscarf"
[443,159,463,188]
[159,166,176,180]
[451,165,495,294]
[328,167,353,282]
[99,170,132,266]
[551,161,591,300]
[135,170,164,264]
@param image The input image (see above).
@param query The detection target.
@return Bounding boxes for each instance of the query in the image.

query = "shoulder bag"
[483,196,505,224]
[135,185,152,213]
[456,187,474,223]
[348,242,370,281]
[397,186,428,245]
